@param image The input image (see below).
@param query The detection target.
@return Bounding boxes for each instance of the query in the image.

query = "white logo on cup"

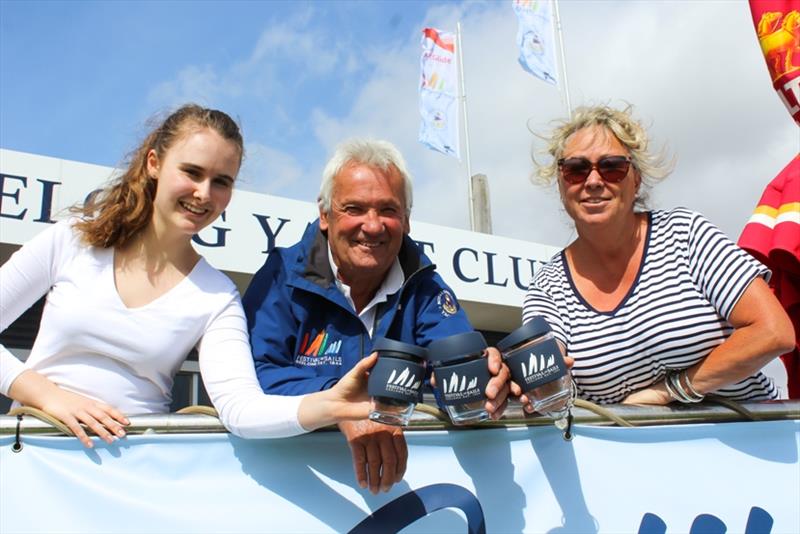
[387,367,422,392]
[520,353,559,384]
[443,372,478,393]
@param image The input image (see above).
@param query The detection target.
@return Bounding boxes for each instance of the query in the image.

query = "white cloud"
[245,12,347,78]
[148,65,222,108]
[147,7,355,107]
[237,142,305,195]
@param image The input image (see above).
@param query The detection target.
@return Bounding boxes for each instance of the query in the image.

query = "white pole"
[552,0,572,117]
[456,21,475,231]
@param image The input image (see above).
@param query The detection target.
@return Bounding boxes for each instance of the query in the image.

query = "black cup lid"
[427,331,487,364]
[372,337,428,361]
[496,316,552,352]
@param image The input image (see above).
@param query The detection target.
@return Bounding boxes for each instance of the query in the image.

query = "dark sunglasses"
[557,155,632,184]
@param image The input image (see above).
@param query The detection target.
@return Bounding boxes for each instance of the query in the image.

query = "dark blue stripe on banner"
[348,483,485,534]
[745,507,773,534]
[638,512,667,534]
[690,514,727,534]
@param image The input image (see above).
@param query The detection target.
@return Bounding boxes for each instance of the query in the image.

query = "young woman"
[0,104,375,448]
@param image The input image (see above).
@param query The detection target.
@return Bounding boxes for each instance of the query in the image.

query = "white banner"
[419,28,460,159]
[2,421,798,533]
[513,0,558,86]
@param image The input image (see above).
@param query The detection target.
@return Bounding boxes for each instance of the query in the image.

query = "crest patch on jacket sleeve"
[436,289,458,317]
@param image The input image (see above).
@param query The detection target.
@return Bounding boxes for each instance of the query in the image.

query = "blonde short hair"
[533,104,674,208]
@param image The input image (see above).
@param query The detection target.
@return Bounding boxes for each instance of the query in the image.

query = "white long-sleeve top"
[0,220,306,438]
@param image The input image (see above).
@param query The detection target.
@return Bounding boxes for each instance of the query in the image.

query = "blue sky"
[1,0,796,247]
[1,1,430,173]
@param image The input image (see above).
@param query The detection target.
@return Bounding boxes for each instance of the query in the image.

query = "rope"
[7,406,74,436]
[175,405,219,417]
[412,403,451,424]
[574,399,635,427]
[704,394,762,421]
[413,399,637,429]
[413,399,637,428]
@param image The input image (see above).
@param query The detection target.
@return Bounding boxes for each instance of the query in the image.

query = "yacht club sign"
[0,148,558,309]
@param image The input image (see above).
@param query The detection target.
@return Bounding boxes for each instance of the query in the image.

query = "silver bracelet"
[670,371,702,403]
[663,371,683,403]
[680,370,705,401]
[664,370,703,404]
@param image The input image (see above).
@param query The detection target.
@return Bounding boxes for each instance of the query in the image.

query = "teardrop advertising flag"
[512,0,558,86]
[419,28,460,159]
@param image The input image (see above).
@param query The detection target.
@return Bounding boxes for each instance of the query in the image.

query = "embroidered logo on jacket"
[296,329,343,366]
[437,289,458,317]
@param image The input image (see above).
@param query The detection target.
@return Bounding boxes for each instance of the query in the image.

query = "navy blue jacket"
[242,220,474,395]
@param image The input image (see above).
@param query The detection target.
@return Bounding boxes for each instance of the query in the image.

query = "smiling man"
[242,139,510,495]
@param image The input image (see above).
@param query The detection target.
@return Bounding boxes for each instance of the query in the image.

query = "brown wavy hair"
[72,104,244,248]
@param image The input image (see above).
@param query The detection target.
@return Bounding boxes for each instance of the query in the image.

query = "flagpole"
[552,0,572,117]
[456,21,476,231]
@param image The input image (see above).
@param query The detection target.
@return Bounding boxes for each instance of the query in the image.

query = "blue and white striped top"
[522,208,777,403]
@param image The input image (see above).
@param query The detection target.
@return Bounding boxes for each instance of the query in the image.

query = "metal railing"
[2,400,798,436]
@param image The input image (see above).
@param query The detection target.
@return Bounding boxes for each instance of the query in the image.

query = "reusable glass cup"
[428,331,491,425]
[367,338,427,426]
[497,317,574,426]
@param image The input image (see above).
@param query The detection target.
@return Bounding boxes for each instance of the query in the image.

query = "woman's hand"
[298,353,377,430]
[622,380,672,405]
[328,352,377,420]
[40,389,130,447]
[8,370,129,448]
[518,356,574,414]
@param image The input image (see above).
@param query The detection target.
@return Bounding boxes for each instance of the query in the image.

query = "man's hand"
[430,347,513,420]
[337,419,407,494]
[484,347,512,420]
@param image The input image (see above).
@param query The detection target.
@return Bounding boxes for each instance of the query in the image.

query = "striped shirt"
[522,208,776,403]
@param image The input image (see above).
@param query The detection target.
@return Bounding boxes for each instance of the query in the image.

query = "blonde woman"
[521,105,794,407]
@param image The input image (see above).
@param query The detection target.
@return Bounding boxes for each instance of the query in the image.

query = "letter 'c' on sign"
[453,248,480,283]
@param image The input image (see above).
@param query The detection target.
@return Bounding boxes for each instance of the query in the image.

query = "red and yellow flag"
[740,1,800,398]
[750,0,800,124]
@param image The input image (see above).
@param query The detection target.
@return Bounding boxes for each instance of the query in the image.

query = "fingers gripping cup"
[498,317,574,424]
[367,338,427,427]
[428,332,491,425]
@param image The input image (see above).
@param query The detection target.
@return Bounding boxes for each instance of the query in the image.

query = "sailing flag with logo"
[512,0,558,85]
[419,27,460,159]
